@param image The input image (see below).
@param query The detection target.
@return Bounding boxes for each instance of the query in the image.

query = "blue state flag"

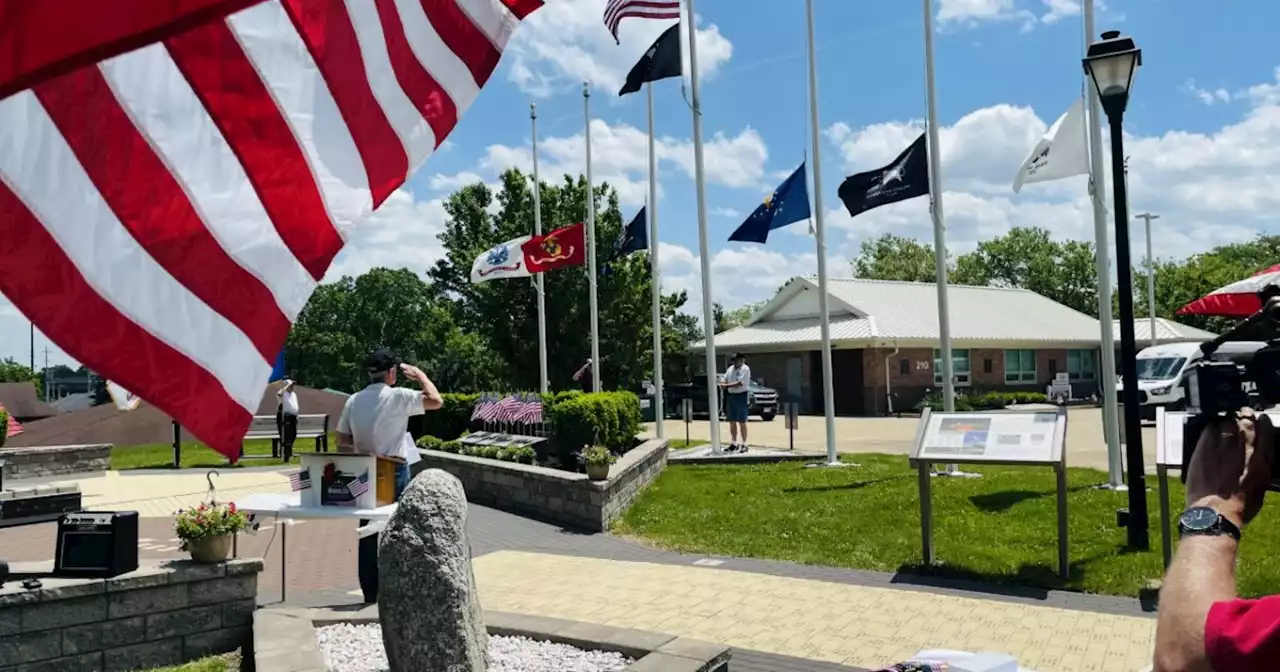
[728,163,811,243]
[269,350,286,383]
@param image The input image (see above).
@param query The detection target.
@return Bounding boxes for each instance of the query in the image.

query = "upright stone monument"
[378,469,487,671]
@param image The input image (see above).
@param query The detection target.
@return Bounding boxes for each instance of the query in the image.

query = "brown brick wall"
[970,348,1004,388]
[1037,348,1068,386]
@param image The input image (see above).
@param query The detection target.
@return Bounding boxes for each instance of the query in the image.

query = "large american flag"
[603,0,680,43]
[0,0,542,460]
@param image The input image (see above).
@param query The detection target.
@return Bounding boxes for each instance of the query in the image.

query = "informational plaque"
[910,407,1070,579]
[912,410,1065,466]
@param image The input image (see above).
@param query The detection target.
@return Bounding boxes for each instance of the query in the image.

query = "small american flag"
[289,469,310,492]
[514,394,543,424]
[492,395,519,423]
[479,395,502,423]
[471,393,491,421]
[604,0,681,43]
[347,471,370,498]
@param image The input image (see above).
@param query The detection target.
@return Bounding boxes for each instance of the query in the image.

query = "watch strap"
[1178,509,1242,541]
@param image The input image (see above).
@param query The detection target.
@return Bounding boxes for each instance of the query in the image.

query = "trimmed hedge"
[914,390,1051,412]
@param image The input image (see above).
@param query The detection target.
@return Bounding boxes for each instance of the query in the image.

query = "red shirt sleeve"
[1206,597,1280,671]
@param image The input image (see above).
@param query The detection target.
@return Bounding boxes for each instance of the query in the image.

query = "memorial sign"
[910,407,1070,579]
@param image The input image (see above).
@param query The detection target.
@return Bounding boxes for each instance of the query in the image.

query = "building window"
[983,358,993,374]
[1068,349,1097,381]
[1004,349,1037,384]
[933,349,971,386]
[899,359,909,376]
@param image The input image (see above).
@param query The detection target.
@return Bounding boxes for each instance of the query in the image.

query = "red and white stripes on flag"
[603,0,680,43]
[0,0,542,461]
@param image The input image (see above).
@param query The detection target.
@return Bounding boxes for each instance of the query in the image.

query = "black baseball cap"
[732,352,745,361]
[364,346,401,374]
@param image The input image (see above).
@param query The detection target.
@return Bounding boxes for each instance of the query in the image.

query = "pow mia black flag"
[619,23,682,97]
[837,133,930,218]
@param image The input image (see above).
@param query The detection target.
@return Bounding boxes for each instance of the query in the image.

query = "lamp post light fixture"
[1084,30,1149,550]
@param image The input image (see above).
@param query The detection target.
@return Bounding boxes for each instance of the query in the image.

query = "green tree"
[428,168,677,392]
[286,267,500,393]
[951,227,1099,316]
[850,234,946,282]
[0,358,41,398]
[661,291,702,383]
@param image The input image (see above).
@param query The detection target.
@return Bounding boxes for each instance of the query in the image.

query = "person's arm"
[400,363,443,411]
[1155,413,1274,672]
[336,399,354,453]
[573,361,591,381]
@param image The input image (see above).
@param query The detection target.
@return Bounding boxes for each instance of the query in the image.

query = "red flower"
[228,503,237,513]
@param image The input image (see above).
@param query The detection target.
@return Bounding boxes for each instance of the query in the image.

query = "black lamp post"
[1084,30,1148,550]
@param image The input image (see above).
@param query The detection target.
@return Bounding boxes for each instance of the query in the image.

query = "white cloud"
[506,0,732,97]
[463,119,767,206]
[936,0,1101,30]
[711,206,741,218]
[1038,0,1080,24]
[1182,79,1232,106]
[824,66,1280,266]
[323,189,449,282]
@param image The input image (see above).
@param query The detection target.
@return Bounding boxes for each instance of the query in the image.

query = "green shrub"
[440,440,463,454]
[415,435,445,451]
[547,392,640,465]
[507,445,536,464]
[409,393,479,440]
[0,408,7,448]
[914,390,1051,411]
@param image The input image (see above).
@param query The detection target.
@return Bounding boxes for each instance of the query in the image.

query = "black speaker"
[54,511,139,578]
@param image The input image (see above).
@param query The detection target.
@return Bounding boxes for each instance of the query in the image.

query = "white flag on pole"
[105,381,141,411]
[470,236,533,284]
[1012,97,1090,193]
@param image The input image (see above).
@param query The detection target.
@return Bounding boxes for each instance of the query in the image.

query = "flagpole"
[804,0,838,466]
[584,82,602,393]
[923,0,965,479]
[1084,0,1124,488]
[684,0,722,453]
[647,82,665,438]
[531,104,549,395]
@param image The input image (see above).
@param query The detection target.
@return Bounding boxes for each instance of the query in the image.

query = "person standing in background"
[337,346,443,603]
[277,378,299,460]
[573,358,595,393]
[719,353,751,453]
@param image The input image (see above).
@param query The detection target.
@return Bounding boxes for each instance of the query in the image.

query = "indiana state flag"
[728,163,811,243]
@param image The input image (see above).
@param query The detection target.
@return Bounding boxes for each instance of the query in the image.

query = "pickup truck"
[664,375,779,421]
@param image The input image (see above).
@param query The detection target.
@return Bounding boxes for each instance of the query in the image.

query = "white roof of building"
[693,277,1107,351]
[1112,317,1216,343]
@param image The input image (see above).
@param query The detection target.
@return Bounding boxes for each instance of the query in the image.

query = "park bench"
[242,414,330,460]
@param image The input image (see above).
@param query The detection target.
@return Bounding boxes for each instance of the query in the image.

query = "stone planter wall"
[412,438,668,532]
[0,558,262,672]
[0,444,112,480]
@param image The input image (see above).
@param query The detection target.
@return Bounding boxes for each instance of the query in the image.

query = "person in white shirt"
[276,378,299,460]
[337,346,443,603]
[718,353,752,453]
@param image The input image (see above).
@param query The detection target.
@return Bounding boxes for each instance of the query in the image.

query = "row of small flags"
[470,393,544,425]
[289,469,371,500]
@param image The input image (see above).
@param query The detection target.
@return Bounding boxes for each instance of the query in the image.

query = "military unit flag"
[729,164,812,243]
[470,223,587,284]
[1012,98,1091,193]
[837,134,931,219]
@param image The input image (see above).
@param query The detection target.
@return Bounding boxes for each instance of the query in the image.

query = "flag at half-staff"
[728,164,811,243]
[470,223,587,284]
[619,23,682,95]
[603,206,648,274]
[1012,98,1090,193]
[604,0,680,43]
[837,134,930,218]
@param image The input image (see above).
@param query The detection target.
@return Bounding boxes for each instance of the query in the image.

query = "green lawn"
[148,651,239,672]
[614,454,1280,598]
[666,438,708,449]
[110,436,333,470]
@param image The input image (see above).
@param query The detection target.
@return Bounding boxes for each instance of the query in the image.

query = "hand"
[1185,410,1274,527]
[399,362,424,382]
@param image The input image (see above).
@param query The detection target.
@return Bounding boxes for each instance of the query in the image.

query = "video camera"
[1180,295,1280,490]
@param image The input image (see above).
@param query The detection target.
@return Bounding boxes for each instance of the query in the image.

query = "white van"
[1116,340,1264,418]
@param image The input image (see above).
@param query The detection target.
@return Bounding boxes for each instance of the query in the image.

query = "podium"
[296,452,403,508]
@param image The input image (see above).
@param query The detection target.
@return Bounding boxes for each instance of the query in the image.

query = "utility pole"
[42,347,51,401]
[1135,212,1160,347]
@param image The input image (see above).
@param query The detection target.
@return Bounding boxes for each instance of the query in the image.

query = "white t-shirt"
[281,390,299,415]
[337,383,425,462]
[723,364,751,394]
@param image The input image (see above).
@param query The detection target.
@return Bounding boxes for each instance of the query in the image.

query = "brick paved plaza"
[0,490,1156,671]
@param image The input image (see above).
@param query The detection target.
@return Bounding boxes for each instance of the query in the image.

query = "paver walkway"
[0,467,1158,671]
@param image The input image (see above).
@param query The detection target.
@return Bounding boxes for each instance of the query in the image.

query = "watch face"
[1181,506,1219,531]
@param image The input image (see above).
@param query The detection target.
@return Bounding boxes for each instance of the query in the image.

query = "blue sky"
[10,0,1280,367]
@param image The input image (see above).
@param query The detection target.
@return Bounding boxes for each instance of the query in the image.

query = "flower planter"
[188,534,234,563]
[585,463,610,481]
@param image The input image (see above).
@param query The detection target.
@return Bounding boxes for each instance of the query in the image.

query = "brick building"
[691,277,1110,416]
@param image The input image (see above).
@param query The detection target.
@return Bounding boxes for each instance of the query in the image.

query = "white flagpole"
[805,0,838,466]
[684,0,722,453]
[531,104,549,395]
[923,0,966,477]
[584,82,602,393]
[647,82,665,438]
[1085,0,1124,488]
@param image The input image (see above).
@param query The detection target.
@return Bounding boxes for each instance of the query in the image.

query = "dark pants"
[358,463,411,603]
[280,413,298,459]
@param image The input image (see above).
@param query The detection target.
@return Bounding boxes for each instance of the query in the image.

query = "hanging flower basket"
[175,502,249,564]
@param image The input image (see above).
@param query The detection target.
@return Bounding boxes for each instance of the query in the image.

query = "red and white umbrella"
[1178,263,1280,317]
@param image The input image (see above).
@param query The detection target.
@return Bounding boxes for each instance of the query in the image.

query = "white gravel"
[316,623,633,672]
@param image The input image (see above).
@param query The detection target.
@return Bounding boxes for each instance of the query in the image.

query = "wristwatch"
[1177,506,1242,541]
